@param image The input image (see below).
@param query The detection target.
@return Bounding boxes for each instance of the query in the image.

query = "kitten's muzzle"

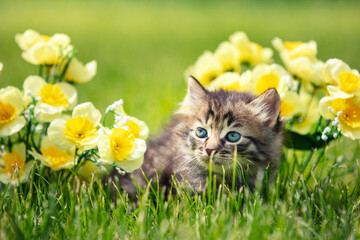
[206,148,217,156]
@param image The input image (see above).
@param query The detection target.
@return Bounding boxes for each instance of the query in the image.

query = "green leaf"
[283,130,325,150]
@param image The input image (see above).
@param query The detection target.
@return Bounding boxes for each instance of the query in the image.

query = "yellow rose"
[0,86,26,136]
[98,127,146,172]
[64,58,97,83]
[47,102,101,150]
[229,31,273,65]
[272,37,324,86]
[0,143,33,185]
[30,136,75,171]
[23,75,77,122]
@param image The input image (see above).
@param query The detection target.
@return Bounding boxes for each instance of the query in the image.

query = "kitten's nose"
[206,148,217,156]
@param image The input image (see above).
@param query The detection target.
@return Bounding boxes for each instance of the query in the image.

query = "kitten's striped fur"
[112,76,283,196]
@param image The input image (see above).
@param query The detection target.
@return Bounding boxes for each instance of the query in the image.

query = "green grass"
[0,0,360,239]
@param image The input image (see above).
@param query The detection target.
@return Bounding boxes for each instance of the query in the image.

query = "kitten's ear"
[187,76,207,103]
[249,88,281,128]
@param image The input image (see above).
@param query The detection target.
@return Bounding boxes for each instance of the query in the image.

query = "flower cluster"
[0,30,148,185]
[186,31,360,145]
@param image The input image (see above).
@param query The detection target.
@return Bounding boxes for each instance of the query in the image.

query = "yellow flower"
[320,87,360,139]
[214,41,240,72]
[18,30,71,66]
[23,75,77,122]
[279,91,306,119]
[292,93,321,135]
[251,64,291,95]
[272,37,324,86]
[185,51,223,86]
[16,29,71,51]
[47,102,101,150]
[22,42,61,65]
[29,136,75,171]
[0,86,26,136]
[208,72,242,92]
[98,127,146,172]
[229,31,273,65]
[249,64,306,119]
[15,29,43,51]
[78,161,107,182]
[322,58,360,95]
[64,58,97,83]
[0,62,3,72]
[114,104,149,140]
[0,143,33,185]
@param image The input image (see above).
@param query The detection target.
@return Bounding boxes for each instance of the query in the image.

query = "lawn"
[0,0,360,239]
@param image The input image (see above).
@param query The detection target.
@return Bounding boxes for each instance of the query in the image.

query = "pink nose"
[206,148,217,156]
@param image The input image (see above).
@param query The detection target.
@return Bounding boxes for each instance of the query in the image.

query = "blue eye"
[196,128,208,138]
[226,131,241,142]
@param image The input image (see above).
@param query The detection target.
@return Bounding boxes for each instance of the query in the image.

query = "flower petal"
[0,86,24,114]
[47,119,75,151]
[72,102,101,126]
[23,75,47,97]
[0,116,26,137]
[57,82,78,109]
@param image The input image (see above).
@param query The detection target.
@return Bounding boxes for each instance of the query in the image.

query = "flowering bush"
[0,29,148,185]
[186,31,360,149]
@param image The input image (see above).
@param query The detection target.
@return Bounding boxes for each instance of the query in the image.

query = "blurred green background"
[0,0,359,135]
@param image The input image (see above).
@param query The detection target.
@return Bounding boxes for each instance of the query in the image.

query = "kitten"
[112,76,283,197]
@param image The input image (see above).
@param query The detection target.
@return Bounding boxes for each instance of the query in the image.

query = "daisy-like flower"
[47,102,101,150]
[319,88,360,140]
[272,37,324,86]
[114,103,149,140]
[98,126,146,172]
[29,136,75,171]
[0,143,33,185]
[250,64,305,119]
[64,58,97,84]
[0,86,26,136]
[322,58,360,96]
[23,75,77,122]
[17,29,71,66]
[214,41,240,72]
[185,51,223,86]
[229,31,273,65]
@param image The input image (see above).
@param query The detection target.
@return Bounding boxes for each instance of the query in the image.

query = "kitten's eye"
[196,128,208,138]
[226,131,241,142]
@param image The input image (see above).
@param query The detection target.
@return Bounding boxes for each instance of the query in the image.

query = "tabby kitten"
[114,76,283,196]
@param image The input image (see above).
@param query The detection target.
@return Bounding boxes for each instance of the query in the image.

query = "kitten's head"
[177,76,283,173]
